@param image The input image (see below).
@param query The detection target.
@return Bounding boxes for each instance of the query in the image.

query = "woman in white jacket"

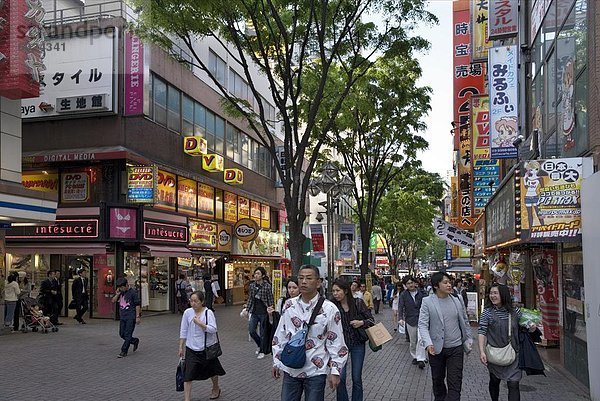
[4,272,21,329]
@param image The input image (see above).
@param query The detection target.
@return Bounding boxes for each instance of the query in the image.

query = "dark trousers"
[119,319,139,354]
[429,345,464,401]
[373,299,381,314]
[489,373,520,401]
[75,296,88,321]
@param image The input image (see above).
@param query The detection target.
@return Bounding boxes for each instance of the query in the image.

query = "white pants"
[406,323,427,362]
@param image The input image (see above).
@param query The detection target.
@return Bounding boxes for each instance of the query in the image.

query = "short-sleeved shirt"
[118,288,140,320]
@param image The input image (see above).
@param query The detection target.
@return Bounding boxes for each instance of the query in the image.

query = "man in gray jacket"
[418,272,472,401]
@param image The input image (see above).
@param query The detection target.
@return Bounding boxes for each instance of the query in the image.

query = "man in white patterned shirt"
[272,265,347,401]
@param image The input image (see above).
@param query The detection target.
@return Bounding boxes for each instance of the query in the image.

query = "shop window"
[208,49,227,86]
[182,95,194,136]
[562,250,586,341]
[226,123,236,158]
[5,253,51,297]
[560,68,587,157]
[241,134,249,167]
[215,115,225,155]
[194,103,206,137]
[205,110,216,152]
[153,77,167,126]
[146,257,170,312]
[215,188,223,220]
[574,0,587,74]
[167,85,181,132]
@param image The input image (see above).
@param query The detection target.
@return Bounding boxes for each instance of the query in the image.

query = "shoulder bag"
[204,310,223,360]
[485,310,516,366]
[280,297,325,369]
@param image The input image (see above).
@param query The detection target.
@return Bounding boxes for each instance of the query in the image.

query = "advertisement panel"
[485,176,516,248]
[124,33,144,115]
[232,230,285,257]
[520,158,593,242]
[61,171,89,202]
[433,218,474,248]
[109,208,137,239]
[339,224,355,263]
[238,196,250,219]
[21,31,116,117]
[177,177,197,215]
[489,45,519,159]
[488,0,518,40]
[217,224,232,252]
[22,172,59,193]
[309,224,325,258]
[534,249,560,341]
[471,0,492,61]
[156,170,176,210]
[261,204,271,229]
[250,200,261,225]
[197,183,215,219]
[127,166,156,203]
[223,192,237,223]
[189,219,217,249]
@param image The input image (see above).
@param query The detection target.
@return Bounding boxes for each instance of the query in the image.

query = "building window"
[209,50,226,86]
[167,85,181,132]
[182,95,194,136]
[226,123,236,158]
[194,103,206,137]
[153,76,167,126]
[215,115,225,155]
[241,134,249,167]
[205,109,216,152]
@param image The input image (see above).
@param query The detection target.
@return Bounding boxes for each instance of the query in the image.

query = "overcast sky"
[414,1,454,182]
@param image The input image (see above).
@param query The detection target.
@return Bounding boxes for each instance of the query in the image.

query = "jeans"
[248,313,268,353]
[119,319,139,354]
[429,345,464,401]
[489,373,520,401]
[4,301,17,327]
[337,343,366,401]
[281,372,326,401]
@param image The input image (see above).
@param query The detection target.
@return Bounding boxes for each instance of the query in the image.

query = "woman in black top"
[331,278,373,401]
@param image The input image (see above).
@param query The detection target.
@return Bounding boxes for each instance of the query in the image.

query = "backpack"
[280,297,325,369]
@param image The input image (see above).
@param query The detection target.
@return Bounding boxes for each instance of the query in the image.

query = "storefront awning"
[231,255,284,260]
[141,244,191,257]
[5,243,107,255]
[446,265,474,273]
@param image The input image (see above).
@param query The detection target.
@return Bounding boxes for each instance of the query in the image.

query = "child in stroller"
[20,296,58,333]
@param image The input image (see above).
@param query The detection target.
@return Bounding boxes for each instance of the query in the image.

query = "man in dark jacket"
[40,271,59,325]
[111,278,141,358]
[72,268,89,324]
[397,275,427,369]
[453,278,468,309]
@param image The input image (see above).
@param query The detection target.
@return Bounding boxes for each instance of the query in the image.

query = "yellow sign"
[224,192,238,223]
[183,136,207,156]
[471,0,492,61]
[22,172,59,193]
[202,154,224,172]
[471,96,490,161]
[234,218,259,242]
[272,270,283,302]
[250,200,261,225]
[224,168,243,185]
[238,196,250,219]
[156,170,176,210]
[261,204,271,229]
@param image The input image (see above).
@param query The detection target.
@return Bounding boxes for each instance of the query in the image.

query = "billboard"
[127,166,156,203]
[488,0,518,40]
[471,0,492,61]
[124,33,144,115]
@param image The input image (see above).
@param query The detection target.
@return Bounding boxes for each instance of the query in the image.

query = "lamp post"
[309,162,354,292]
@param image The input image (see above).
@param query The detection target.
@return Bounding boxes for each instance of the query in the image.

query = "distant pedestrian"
[419,272,473,401]
[247,267,274,359]
[71,268,89,324]
[39,271,59,325]
[391,282,402,332]
[111,278,141,358]
[351,281,363,299]
[53,270,63,325]
[371,282,382,314]
[453,279,468,309]
[360,284,373,311]
[397,275,427,369]
[331,278,373,401]
[176,274,191,313]
[179,290,225,401]
[386,280,394,306]
[271,264,347,401]
[3,272,20,330]
[204,275,214,310]
[478,284,536,401]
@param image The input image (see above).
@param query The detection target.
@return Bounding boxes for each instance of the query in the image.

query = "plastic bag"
[519,308,541,327]
[398,321,406,335]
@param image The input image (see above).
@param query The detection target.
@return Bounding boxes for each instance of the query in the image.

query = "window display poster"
[61,171,89,202]
[238,196,250,219]
[261,204,271,229]
[224,192,237,223]
[198,183,215,219]
[189,219,217,249]
[339,224,355,263]
[177,177,197,215]
[156,170,176,210]
[250,200,261,225]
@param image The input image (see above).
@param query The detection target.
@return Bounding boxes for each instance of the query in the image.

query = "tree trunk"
[360,224,371,280]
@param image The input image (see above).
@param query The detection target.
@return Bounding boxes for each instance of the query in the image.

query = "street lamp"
[309,163,354,292]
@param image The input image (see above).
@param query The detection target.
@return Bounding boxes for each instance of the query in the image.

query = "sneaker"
[255,348,260,355]
[117,352,127,358]
[412,358,418,365]
[133,340,139,352]
[418,361,425,369]
[257,353,265,359]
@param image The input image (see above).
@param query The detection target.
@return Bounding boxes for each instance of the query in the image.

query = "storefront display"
[562,249,585,341]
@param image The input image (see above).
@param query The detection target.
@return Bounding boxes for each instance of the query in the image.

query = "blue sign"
[445,248,453,260]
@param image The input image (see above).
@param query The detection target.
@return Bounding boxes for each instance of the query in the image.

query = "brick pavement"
[0,302,590,401]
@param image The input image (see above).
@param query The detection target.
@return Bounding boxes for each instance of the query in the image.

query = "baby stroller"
[19,296,58,333]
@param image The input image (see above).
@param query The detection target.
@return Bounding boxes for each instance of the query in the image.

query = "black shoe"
[80,319,86,324]
[418,361,425,369]
[133,340,139,352]
[117,352,127,358]
[412,358,418,365]
[73,316,80,322]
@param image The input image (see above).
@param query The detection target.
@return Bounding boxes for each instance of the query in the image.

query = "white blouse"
[179,307,218,351]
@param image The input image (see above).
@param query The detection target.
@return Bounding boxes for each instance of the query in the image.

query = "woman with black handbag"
[331,278,373,401]
[179,290,225,401]
[478,284,536,401]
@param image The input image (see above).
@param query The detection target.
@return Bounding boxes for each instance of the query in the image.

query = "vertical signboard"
[238,196,250,219]
[488,0,518,40]
[156,170,176,210]
[309,224,325,258]
[250,200,261,225]
[489,45,519,159]
[127,166,156,203]
[260,204,271,229]
[339,224,355,263]
[223,192,237,223]
[124,32,144,115]
[471,0,491,61]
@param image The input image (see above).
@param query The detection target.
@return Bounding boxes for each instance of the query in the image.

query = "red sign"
[143,221,188,243]
[0,0,44,99]
[6,219,99,239]
[109,208,137,239]
[535,249,560,341]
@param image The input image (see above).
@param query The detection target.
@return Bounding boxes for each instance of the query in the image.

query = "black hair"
[7,272,17,283]
[431,272,451,293]
[402,275,415,285]
[285,277,299,299]
[455,278,463,284]
[190,290,205,305]
[485,284,514,313]
[179,273,186,279]
[46,271,54,277]
[331,278,358,318]
[298,264,320,278]
[254,266,269,281]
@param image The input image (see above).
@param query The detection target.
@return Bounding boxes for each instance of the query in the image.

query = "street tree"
[131,0,434,273]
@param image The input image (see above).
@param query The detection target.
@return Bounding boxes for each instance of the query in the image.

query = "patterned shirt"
[272,294,347,377]
[478,306,523,336]
[247,280,274,314]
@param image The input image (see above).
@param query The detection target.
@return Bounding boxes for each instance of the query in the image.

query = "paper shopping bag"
[365,322,393,347]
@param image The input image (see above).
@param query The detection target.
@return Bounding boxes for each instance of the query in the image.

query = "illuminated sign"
[233,218,259,242]
[143,221,188,243]
[22,172,59,193]
[202,154,224,172]
[6,219,99,239]
[224,168,243,185]
[189,219,217,249]
[183,136,207,156]
[127,166,156,203]
[61,172,89,202]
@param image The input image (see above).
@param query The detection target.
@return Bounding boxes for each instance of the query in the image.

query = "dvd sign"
[233,218,259,242]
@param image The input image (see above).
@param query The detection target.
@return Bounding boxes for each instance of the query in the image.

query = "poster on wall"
[489,45,519,159]
[198,183,215,219]
[238,196,250,219]
[223,192,237,223]
[309,224,325,258]
[61,171,90,202]
[177,177,197,215]
[127,166,156,203]
[533,249,560,342]
[339,224,355,262]
[471,0,492,61]
[520,157,593,242]
[261,204,271,229]
[250,201,261,225]
[156,170,176,210]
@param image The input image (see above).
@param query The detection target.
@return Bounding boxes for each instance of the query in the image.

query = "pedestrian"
[204,274,214,310]
[211,276,221,303]
[478,284,536,401]
[419,272,473,401]
[3,272,20,330]
[386,280,394,306]
[247,266,274,359]
[359,283,373,311]
[39,270,59,325]
[397,275,427,369]
[391,282,402,332]
[179,290,225,401]
[331,278,372,401]
[453,278,468,309]
[371,281,382,314]
[111,278,141,358]
[53,270,63,325]
[351,281,363,299]
[271,264,347,401]
[268,277,300,354]
[175,274,191,314]
[71,268,89,324]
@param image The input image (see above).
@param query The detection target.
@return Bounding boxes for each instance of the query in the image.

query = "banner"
[250,200,261,225]
[471,0,492,61]
[124,33,144,115]
[309,224,325,258]
[272,270,283,302]
[520,157,593,242]
[533,249,560,341]
[488,0,518,40]
[223,192,237,223]
[22,172,59,193]
[197,183,215,219]
[489,45,519,159]
[433,218,474,248]
[339,224,355,262]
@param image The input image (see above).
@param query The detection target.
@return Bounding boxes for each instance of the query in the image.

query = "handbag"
[280,297,325,369]
[204,310,223,360]
[68,300,77,310]
[175,357,185,392]
[365,322,393,347]
[485,311,516,366]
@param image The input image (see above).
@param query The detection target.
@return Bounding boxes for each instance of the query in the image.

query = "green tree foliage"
[131,0,434,272]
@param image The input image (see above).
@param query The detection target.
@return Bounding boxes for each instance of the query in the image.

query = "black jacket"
[71,276,89,303]
[397,289,425,327]
[518,328,545,376]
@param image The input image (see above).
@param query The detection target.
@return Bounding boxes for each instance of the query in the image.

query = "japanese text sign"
[433,218,474,248]
[485,174,517,248]
[471,0,492,61]
[488,0,518,40]
[489,45,518,159]
[127,166,156,203]
[156,170,176,210]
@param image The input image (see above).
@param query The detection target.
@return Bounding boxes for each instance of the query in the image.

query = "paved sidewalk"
[0,302,590,401]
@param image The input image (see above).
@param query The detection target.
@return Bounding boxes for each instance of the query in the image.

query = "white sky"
[414,1,454,182]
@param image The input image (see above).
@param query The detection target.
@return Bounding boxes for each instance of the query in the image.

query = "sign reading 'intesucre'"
[6,219,99,239]
[143,221,188,243]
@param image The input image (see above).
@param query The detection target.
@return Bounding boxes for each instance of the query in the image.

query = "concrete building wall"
[0,98,23,183]
[588,0,600,170]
